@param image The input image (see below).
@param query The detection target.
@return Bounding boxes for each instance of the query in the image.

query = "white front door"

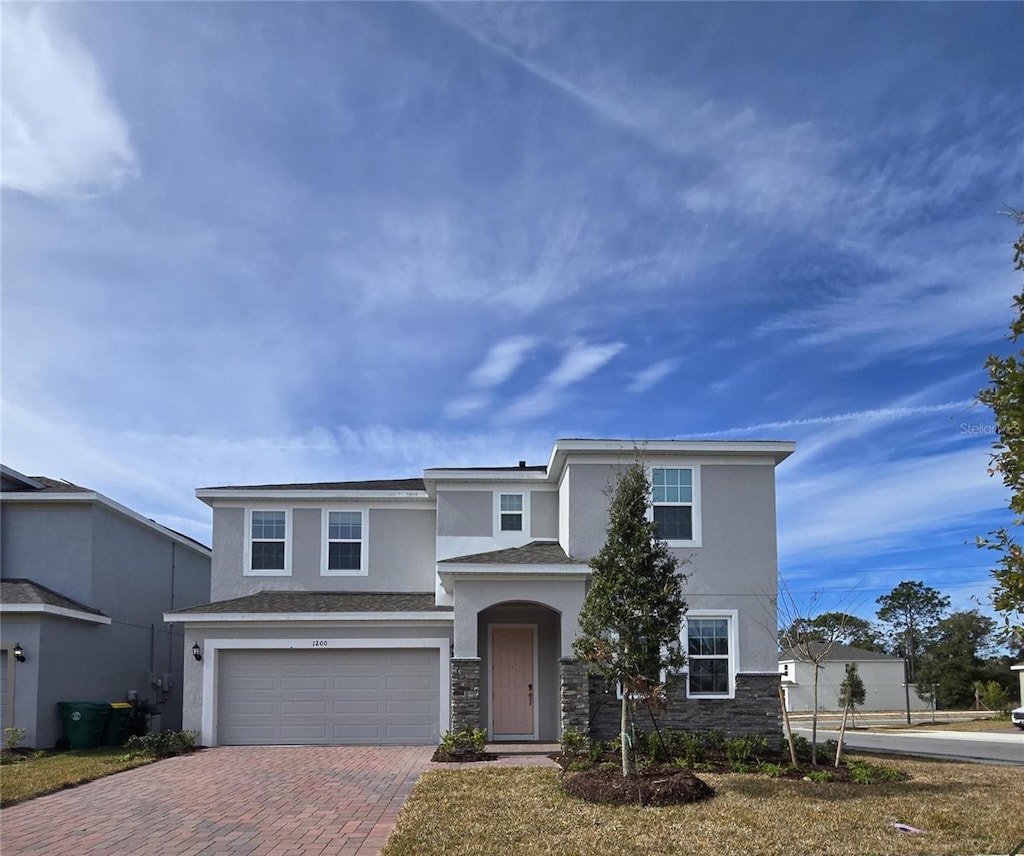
[491,625,535,739]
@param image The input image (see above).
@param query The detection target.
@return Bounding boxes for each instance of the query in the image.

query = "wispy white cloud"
[696,400,977,439]
[469,336,538,387]
[1,5,139,199]
[629,358,680,393]
[446,336,539,419]
[777,445,1005,561]
[505,341,625,421]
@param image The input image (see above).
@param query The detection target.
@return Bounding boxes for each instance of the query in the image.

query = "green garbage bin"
[58,702,110,750]
[103,703,132,746]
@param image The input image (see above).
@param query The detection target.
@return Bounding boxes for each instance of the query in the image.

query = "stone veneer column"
[450,658,481,733]
[559,657,590,736]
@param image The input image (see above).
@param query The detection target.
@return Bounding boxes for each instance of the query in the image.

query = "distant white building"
[779,642,931,713]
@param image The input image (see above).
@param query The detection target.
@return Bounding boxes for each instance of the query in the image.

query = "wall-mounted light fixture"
[13,643,26,663]
[192,642,202,662]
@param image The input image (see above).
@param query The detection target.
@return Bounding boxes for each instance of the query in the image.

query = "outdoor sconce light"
[13,643,26,663]
[192,643,202,662]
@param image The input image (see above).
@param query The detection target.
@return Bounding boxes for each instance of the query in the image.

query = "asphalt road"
[796,726,1024,765]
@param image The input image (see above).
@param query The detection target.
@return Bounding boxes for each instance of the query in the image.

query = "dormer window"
[499,494,523,531]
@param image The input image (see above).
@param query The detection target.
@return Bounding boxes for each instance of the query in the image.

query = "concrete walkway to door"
[0,745,435,856]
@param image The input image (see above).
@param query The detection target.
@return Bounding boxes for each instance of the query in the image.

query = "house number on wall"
[311,640,329,647]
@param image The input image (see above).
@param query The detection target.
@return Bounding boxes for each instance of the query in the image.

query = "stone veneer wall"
[559,658,590,734]
[450,658,481,733]
[588,673,782,741]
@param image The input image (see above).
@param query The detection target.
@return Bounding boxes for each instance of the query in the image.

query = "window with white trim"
[249,510,289,574]
[322,509,366,575]
[499,493,523,531]
[686,617,731,696]
[652,467,693,542]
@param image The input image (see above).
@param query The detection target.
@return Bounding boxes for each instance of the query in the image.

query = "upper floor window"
[248,510,290,575]
[652,467,693,542]
[322,509,367,575]
[686,616,733,697]
[499,494,524,531]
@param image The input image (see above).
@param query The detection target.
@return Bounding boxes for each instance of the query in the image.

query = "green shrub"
[725,735,768,766]
[121,730,197,760]
[3,727,27,752]
[804,770,832,783]
[560,728,588,757]
[439,728,487,756]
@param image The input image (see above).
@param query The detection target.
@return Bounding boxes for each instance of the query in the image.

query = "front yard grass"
[0,748,153,808]
[382,757,1024,856]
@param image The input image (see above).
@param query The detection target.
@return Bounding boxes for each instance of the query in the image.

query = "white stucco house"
[779,642,931,713]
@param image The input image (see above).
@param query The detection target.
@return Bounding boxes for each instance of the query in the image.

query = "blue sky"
[3,2,1022,627]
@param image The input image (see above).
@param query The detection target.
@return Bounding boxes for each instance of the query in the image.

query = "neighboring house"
[779,642,931,713]
[1,466,211,748]
[167,438,794,746]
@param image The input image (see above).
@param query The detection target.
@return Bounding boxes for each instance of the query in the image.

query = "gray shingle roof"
[0,579,106,615]
[423,465,547,472]
[199,478,425,492]
[440,541,585,565]
[778,642,899,663]
[1,476,91,494]
[170,591,452,615]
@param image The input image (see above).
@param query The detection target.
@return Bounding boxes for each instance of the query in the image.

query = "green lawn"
[382,758,1024,856]
[0,748,153,807]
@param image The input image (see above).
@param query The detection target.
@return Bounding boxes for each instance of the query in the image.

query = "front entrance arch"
[478,601,560,741]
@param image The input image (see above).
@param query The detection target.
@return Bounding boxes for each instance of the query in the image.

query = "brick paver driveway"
[0,745,435,856]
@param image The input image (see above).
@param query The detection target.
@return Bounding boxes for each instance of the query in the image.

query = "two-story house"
[167,438,794,746]
[1,465,211,748]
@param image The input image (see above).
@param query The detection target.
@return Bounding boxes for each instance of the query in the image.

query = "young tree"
[573,460,688,777]
[875,581,950,684]
[834,663,866,767]
[977,209,1024,642]
[778,587,854,765]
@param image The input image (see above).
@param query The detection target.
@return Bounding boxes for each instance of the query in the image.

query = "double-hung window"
[652,467,695,543]
[249,510,289,574]
[686,616,732,696]
[323,509,366,575]
[499,494,524,531]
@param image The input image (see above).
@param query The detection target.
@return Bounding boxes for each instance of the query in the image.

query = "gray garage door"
[217,648,440,745]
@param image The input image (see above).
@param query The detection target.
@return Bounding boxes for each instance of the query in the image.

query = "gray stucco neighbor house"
[167,438,794,746]
[1,465,211,748]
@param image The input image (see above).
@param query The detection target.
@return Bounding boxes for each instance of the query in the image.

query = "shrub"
[725,735,768,767]
[439,728,487,756]
[560,728,588,757]
[804,770,832,783]
[3,727,27,752]
[758,761,791,778]
[121,730,197,760]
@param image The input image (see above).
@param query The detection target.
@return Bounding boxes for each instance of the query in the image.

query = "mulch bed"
[562,764,716,806]
[430,747,497,763]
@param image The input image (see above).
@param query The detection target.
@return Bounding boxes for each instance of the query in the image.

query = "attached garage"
[216,648,440,745]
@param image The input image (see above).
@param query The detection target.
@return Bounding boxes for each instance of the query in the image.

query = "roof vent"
[518,460,526,468]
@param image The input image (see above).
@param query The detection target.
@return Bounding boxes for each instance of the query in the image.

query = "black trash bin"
[103,703,132,746]
[58,702,110,750]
